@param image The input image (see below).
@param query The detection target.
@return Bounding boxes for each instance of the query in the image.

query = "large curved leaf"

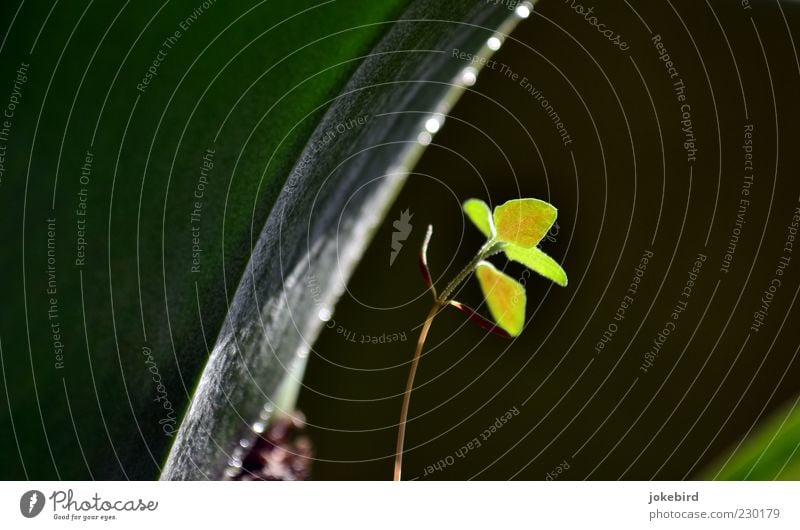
[0,0,414,481]
[161,1,531,480]
[0,0,529,480]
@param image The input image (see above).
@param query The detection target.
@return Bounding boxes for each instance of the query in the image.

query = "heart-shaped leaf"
[504,245,568,287]
[463,199,495,238]
[475,262,526,337]
[493,198,557,248]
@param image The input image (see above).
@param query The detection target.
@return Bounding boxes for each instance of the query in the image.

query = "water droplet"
[239,438,251,449]
[318,307,332,322]
[516,2,532,19]
[425,117,441,134]
[487,36,503,51]
[461,67,478,87]
[252,421,266,434]
[417,131,432,146]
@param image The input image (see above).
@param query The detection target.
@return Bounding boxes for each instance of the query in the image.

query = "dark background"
[300,0,800,479]
[2,0,800,481]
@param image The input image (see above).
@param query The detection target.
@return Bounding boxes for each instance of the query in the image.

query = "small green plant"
[393,197,568,480]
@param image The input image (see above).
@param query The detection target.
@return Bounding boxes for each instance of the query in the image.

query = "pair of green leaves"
[460,198,567,337]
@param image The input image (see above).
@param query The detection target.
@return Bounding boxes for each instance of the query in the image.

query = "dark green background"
[0,0,411,479]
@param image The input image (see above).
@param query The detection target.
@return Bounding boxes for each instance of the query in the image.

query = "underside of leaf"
[504,245,568,287]
[493,198,557,248]
[475,261,526,337]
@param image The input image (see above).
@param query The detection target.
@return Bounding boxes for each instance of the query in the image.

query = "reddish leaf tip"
[449,300,512,338]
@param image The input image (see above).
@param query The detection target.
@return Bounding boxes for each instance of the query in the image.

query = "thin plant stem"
[393,301,441,481]
[393,238,502,480]
[436,239,496,304]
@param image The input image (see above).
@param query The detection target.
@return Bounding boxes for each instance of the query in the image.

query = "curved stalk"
[394,301,441,481]
[394,238,505,480]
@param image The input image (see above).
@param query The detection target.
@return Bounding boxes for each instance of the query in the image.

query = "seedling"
[393,198,568,480]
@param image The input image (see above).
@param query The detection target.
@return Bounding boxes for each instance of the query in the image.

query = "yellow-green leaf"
[475,262,526,337]
[504,245,568,287]
[493,198,557,248]
[463,198,495,238]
